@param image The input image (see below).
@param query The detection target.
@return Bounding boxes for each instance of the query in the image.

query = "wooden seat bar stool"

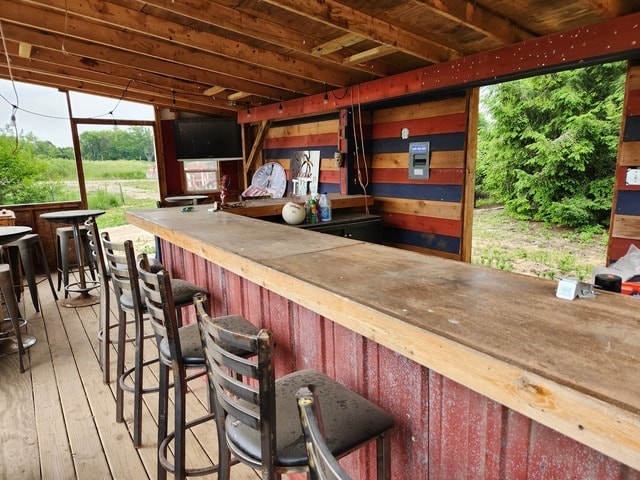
[195,294,395,480]
[138,258,258,480]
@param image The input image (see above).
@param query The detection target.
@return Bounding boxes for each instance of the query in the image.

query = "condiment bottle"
[309,196,317,223]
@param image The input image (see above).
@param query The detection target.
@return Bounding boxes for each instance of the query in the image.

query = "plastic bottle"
[309,196,317,223]
[304,200,311,223]
[318,192,331,222]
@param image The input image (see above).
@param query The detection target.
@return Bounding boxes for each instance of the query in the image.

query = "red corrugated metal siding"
[161,240,640,479]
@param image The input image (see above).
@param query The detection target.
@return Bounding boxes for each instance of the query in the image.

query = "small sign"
[556,278,578,300]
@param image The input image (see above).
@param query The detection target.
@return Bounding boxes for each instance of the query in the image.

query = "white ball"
[282,201,306,225]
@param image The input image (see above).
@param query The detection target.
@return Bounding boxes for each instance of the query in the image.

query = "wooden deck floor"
[0,271,262,480]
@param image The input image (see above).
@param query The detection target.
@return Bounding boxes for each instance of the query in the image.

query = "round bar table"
[40,209,105,308]
[164,195,208,206]
[0,226,37,355]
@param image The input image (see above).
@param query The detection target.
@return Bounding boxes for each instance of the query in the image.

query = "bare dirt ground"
[102,223,155,254]
[471,207,606,280]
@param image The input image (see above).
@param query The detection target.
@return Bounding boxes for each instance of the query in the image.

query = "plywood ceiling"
[1,0,639,116]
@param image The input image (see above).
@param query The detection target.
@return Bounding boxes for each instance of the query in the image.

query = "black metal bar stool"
[297,385,353,480]
[102,235,209,448]
[138,260,257,480]
[85,219,113,384]
[5,233,58,312]
[0,264,36,372]
[55,225,96,298]
[196,294,395,480]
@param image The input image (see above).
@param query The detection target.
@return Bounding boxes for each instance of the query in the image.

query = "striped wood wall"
[609,59,640,263]
[263,114,343,195]
[369,91,476,260]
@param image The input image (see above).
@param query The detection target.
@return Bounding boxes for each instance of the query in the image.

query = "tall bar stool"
[102,235,208,448]
[0,264,31,372]
[56,225,96,298]
[297,385,353,480]
[5,233,58,312]
[85,219,113,384]
[195,294,395,480]
[138,258,258,480]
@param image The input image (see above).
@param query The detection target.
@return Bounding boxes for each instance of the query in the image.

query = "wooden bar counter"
[126,206,640,478]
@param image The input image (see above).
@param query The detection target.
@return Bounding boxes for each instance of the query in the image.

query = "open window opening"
[471,61,626,281]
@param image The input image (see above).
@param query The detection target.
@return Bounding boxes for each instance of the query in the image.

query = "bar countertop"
[126,206,640,471]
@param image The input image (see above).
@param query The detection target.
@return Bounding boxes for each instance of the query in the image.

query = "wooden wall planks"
[369,92,473,259]
[263,114,343,194]
[609,60,640,263]
[256,92,474,258]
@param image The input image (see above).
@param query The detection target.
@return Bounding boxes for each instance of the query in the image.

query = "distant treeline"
[15,125,155,162]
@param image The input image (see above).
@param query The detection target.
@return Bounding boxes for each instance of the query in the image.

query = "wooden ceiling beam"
[2,0,319,96]
[203,86,227,97]
[227,92,252,101]
[412,0,535,45]
[1,46,233,112]
[137,0,392,78]
[313,33,365,56]
[0,21,300,102]
[5,39,233,105]
[20,0,364,89]
[0,67,229,115]
[239,12,640,123]
[343,45,398,66]
[261,0,460,63]
[577,0,637,17]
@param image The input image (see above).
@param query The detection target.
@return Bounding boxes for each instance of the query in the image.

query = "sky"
[0,78,154,148]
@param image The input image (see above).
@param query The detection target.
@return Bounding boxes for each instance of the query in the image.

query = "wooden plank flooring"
[0,270,263,480]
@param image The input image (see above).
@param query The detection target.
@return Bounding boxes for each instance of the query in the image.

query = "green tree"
[0,126,51,204]
[79,127,155,161]
[478,62,625,228]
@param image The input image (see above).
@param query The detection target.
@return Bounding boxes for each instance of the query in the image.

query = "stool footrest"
[158,412,219,476]
[118,358,161,395]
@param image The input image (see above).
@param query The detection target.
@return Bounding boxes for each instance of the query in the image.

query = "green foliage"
[83,159,149,180]
[79,126,155,162]
[88,189,122,210]
[0,126,52,204]
[477,62,625,228]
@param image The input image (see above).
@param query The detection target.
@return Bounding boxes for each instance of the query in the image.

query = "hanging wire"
[350,85,369,214]
[1,19,21,153]
[0,79,136,121]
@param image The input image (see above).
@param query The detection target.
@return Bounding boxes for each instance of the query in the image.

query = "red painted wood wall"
[161,240,640,480]
[609,59,640,263]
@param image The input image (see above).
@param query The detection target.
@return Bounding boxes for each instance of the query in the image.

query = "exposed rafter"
[413,0,535,44]
[135,0,393,78]
[0,0,637,117]
[260,0,461,63]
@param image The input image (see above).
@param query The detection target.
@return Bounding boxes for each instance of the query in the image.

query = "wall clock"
[249,162,287,198]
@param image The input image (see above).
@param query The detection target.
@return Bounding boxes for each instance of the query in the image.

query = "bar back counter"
[126,206,640,479]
